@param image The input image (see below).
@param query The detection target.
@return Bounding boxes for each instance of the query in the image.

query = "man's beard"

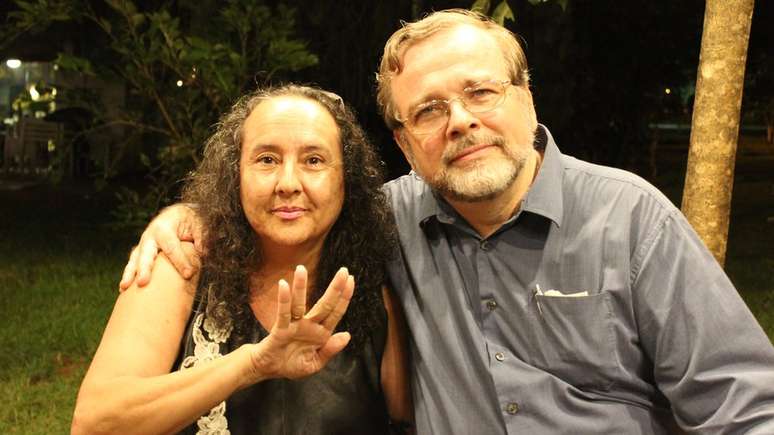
[425,133,530,203]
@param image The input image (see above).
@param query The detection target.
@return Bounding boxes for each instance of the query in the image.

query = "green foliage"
[470,0,491,15]
[472,0,514,25]
[528,0,569,11]
[492,2,516,25]
[471,0,566,25]
[4,0,318,225]
[0,0,75,55]
[53,53,95,76]
[110,186,158,229]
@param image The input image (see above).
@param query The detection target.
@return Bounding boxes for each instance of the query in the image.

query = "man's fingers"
[178,206,205,254]
[322,274,355,331]
[274,279,292,330]
[135,238,160,287]
[119,247,140,291]
[318,332,351,363]
[306,268,347,322]
[291,265,308,321]
[160,241,193,279]
[191,222,205,254]
[158,232,193,279]
[178,220,196,242]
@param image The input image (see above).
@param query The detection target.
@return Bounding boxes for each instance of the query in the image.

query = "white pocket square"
[543,289,589,297]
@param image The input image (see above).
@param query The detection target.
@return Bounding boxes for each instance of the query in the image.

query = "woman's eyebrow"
[298,145,333,154]
[244,144,335,159]
[244,143,281,159]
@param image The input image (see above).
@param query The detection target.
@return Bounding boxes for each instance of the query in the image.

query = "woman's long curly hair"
[181,84,396,350]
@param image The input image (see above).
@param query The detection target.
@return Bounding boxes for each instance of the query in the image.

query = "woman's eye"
[306,156,323,166]
[257,155,278,165]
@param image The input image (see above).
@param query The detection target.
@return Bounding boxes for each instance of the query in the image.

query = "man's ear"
[515,85,538,129]
[392,129,415,169]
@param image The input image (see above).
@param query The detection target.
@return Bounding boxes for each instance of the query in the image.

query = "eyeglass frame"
[394,79,512,136]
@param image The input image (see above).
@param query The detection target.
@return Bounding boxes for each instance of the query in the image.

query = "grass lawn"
[1,136,772,432]
[0,183,134,434]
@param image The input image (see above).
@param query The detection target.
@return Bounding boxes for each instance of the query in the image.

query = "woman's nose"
[275,162,302,194]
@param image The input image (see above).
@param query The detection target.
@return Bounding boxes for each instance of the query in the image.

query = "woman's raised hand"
[249,266,354,382]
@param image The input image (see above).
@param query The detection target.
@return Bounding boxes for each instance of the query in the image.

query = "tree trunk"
[681,0,754,266]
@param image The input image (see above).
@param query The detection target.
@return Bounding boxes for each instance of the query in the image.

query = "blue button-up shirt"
[385,126,774,434]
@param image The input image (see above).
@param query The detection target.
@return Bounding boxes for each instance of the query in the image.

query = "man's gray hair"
[375,9,530,131]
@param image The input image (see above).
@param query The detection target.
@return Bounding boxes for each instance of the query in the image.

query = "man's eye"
[413,103,445,123]
[306,156,323,166]
[468,88,497,99]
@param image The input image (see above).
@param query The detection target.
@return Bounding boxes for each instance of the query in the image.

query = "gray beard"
[426,134,527,203]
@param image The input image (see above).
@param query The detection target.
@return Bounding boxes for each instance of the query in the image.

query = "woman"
[71,85,411,434]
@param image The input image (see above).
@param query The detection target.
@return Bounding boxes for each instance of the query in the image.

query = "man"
[123,9,774,434]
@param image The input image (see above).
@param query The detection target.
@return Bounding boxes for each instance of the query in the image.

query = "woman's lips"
[272,207,306,220]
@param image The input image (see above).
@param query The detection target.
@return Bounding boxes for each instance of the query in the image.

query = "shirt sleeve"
[631,211,774,433]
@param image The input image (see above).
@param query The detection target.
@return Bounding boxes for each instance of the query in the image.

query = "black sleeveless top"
[175,295,391,435]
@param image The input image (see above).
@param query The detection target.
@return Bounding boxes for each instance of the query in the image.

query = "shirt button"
[494,352,505,362]
[486,299,498,311]
[480,240,491,251]
[505,402,519,415]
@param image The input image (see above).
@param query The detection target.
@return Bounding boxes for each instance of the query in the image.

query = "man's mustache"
[442,134,506,164]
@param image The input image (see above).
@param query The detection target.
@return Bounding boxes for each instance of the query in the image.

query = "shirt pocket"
[532,291,619,391]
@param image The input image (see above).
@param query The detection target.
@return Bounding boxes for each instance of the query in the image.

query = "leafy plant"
[471,0,515,25]
[471,0,567,25]
[4,0,318,226]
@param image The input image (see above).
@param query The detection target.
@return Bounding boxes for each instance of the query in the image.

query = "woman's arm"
[73,252,356,435]
[380,286,414,432]
[72,247,255,435]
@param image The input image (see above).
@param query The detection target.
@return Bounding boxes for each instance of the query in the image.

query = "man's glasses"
[396,79,511,136]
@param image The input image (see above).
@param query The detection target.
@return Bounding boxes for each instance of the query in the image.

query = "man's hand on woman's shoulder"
[119,203,204,290]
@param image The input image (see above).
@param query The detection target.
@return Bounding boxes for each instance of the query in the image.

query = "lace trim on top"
[180,313,234,435]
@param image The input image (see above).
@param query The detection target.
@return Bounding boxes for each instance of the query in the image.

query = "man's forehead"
[400,24,497,62]
[439,24,490,44]
[394,25,508,105]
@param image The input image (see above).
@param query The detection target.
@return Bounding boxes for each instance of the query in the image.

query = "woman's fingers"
[318,332,351,363]
[322,274,354,331]
[290,265,308,321]
[275,279,292,329]
[305,267,348,322]
[263,269,354,379]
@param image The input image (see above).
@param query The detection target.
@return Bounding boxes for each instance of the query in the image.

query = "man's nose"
[445,100,480,141]
[275,162,302,194]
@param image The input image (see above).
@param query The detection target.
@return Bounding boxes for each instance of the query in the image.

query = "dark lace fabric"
[176,295,391,435]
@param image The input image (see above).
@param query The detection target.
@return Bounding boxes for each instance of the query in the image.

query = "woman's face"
[239,96,345,254]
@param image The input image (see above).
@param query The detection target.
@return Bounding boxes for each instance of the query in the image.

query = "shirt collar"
[414,124,565,228]
[522,124,564,227]
[415,173,447,227]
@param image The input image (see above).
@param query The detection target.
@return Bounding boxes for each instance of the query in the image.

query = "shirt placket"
[477,237,527,432]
